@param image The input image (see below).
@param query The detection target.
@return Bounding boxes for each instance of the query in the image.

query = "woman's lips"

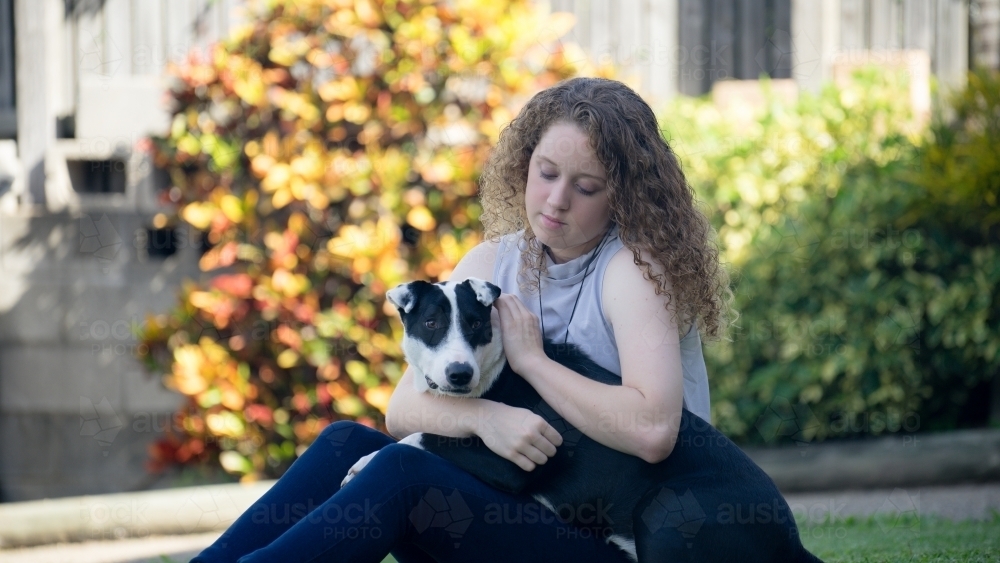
[540,214,564,229]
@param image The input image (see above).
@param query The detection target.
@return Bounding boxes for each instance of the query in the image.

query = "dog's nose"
[445,362,474,386]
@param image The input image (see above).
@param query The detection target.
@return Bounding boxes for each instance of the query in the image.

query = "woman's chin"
[530,226,562,248]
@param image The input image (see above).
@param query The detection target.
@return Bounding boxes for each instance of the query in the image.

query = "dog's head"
[387,278,505,397]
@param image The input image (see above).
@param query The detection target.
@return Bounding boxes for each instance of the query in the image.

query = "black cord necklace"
[537,225,613,346]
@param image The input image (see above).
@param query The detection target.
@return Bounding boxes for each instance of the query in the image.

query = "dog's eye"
[424,319,437,329]
[471,320,482,329]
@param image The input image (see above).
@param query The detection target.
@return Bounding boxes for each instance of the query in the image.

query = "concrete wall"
[0,210,202,501]
[0,0,244,502]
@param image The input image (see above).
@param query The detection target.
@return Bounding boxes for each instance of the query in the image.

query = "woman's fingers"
[513,454,537,472]
[532,437,557,459]
[497,295,527,320]
[541,425,564,448]
[521,444,550,467]
[542,426,562,457]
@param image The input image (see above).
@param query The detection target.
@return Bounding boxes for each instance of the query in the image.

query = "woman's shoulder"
[603,245,656,309]
[603,244,695,336]
[605,245,666,284]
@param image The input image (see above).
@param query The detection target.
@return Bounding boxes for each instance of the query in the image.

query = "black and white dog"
[343,278,822,563]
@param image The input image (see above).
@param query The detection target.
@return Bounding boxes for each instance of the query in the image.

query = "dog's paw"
[398,433,425,449]
[341,450,378,488]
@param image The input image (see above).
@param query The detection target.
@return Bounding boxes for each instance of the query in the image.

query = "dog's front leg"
[340,433,425,487]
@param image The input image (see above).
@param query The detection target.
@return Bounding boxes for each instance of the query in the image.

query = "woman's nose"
[546,179,571,210]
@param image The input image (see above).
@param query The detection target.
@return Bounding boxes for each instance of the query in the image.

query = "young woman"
[193,76,733,563]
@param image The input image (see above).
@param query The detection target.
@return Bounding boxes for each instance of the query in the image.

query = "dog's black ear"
[387,281,429,314]
[464,278,501,307]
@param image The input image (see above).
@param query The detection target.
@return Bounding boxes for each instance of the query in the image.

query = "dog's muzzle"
[425,375,471,395]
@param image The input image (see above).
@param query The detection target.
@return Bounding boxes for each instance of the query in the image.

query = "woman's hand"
[475,401,563,472]
[493,293,545,375]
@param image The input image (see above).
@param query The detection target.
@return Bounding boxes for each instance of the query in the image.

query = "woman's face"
[524,121,612,264]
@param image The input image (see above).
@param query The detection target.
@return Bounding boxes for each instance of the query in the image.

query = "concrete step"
[745,427,1000,492]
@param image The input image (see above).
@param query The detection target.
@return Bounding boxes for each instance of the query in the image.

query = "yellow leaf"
[334,396,366,417]
[345,360,368,383]
[318,77,359,102]
[171,345,209,395]
[344,102,371,124]
[364,385,394,414]
[272,188,294,209]
[221,386,245,410]
[251,154,276,178]
[189,291,214,310]
[182,203,217,230]
[207,411,245,438]
[219,450,252,474]
[200,337,230,364]
[220,195,244,223]
[262,163,291,193]
[353,256,372,274]
[277,349,300,368]
[407,206,436,231]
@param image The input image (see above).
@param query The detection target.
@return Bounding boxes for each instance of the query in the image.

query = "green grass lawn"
[800,516,1000,562]
[380,517,1000,563]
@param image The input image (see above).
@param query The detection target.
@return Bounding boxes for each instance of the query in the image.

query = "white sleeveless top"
[492,223,713,423]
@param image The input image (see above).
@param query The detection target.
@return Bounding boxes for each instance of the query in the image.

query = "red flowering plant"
[138,0,614,480]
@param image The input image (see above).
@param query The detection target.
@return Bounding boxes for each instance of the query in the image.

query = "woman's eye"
[424,319,437,329]
[541,171,594,196]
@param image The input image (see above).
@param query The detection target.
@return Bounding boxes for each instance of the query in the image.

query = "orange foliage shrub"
[138,0,613,479]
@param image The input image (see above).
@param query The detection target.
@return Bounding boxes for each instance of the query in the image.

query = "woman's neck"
[543,225,612,265]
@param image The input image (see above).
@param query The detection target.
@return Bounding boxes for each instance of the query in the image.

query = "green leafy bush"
[663,68,1000,443]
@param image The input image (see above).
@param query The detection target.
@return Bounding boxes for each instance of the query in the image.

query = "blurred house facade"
[0,0,996,501]
[0,0,244,502]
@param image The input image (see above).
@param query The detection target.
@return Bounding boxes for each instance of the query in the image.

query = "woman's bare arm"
[493,246,685,464]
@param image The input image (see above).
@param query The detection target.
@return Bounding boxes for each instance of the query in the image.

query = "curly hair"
[478,77,735,340]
